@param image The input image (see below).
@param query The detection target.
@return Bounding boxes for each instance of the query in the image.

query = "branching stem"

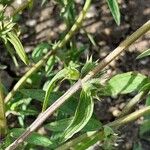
[6,20,150,150]
[4,0,91,103]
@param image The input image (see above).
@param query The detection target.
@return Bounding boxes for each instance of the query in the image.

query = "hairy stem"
[4,0,91,103]
[58,106,150,150]
[6,20,150,150]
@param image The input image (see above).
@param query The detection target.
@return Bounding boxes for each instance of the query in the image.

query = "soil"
[0,0,150,149]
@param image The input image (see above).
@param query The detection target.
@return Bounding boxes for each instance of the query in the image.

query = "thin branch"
[4,50,54,103]
[57,106,150,150]
[6,20,150,150]
[0,80,7,139]
[5,0,32,17]
[4,0,92,103]
[119,90,149,117]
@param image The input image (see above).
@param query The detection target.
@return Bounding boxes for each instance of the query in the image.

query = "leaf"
[140,120,150,138]
[7,32,29,65]
[42,69,67,111]
[9,128,52,147]
[59,95,78,115]
[104,126,114,137]
[146,95,150,106]
[27,133,52,147]
[19,109,38,116]
[81,56,96,77]
[56,131,102,150]
[45,55,55,75]
[133,142,143,150]
[83,29,97,47]
[10,98,31,110]
[136,48,150,59]
[103,72,149,96]
[139,83,150,92]
[43,65,79,111]
[20,89,45,101]
[45,118,102,132]
[32,43,50,62]
[106,0,121,25]
[144,95,150,120]
[62,89,94,141]
[26,73,42,88]
[20,89,61,103]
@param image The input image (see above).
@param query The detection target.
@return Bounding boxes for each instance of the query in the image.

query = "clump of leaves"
[0,18,29,65]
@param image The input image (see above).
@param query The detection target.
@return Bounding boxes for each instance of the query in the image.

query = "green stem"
[5,0,91,104]
[119,90,149,117]
[4,50,54,103]
[5,0,33,17]
[0,80,7,139]
[57,106,150,150]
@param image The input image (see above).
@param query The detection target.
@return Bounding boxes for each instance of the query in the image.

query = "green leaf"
[45,118,102,132]
[136,48,150,59]
[43,64,79,111]
[140,120,150,138]
[146,95,150,106]
[133,142,143,150]
[81,56,96,77]
[104,126,114,137]
[7,32,29,65]
[106,0,121,25]
[26,73,42,88]
[56,131,102,150]
[20,89,61,103]
[45,56,55,75]
[20,89,45,101]
[103,72,149,96]
[139,83,150,92]
[84,30,97,47]
[144,95,150,120]
[42,69,67,111]
[10,98,31,111]
[19,109,38,116]
[62,89,94,141]
[9,128,52,147]
[32,43,50,62]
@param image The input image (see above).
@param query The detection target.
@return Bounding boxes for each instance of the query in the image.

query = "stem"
[4,51,53,103]
[4,0,91,103]
[82,20,150,82]
[56,131,104,150]
[0,80,7,140]
[58,106,150,150]
[6,20,150,150]
[5,0,33,17]
[119,90,149,117]
[108,106,150,128]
